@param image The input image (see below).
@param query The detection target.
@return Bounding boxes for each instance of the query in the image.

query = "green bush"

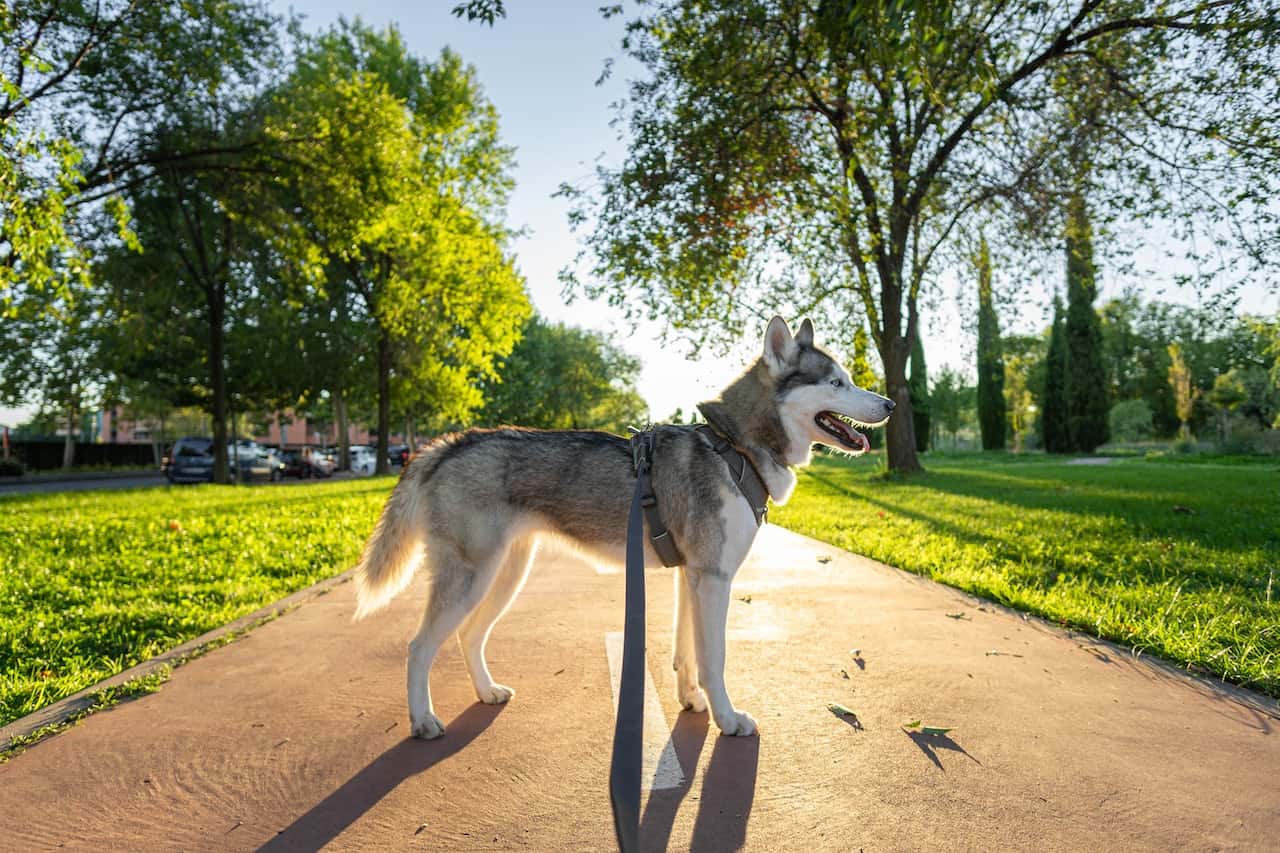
[0,459,24,477]
[1219,418,1280,456]
[1108,399,1155,442]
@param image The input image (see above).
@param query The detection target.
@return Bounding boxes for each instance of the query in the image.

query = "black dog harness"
[609,422,773,852]
[631,425,771,568]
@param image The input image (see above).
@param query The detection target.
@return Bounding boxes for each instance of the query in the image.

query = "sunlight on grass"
[772,453,1280,697]
[0,480,392,728]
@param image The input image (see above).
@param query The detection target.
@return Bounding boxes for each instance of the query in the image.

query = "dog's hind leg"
[457,534,538,705]
[406,543,505,740]
[672,567,708,712]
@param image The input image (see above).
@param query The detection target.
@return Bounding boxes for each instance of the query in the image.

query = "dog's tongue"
[854,431,870,454]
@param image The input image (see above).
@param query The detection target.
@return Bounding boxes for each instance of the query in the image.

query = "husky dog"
[353,316,894,739]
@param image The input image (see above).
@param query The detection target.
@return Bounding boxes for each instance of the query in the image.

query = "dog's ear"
[763,315,797,372]
[795,318,815,348]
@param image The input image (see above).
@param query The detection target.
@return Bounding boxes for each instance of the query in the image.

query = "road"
[0,468,398,496]
[0,526,1275,851]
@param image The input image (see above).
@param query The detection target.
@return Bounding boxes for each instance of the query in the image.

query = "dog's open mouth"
[815,411,872,454]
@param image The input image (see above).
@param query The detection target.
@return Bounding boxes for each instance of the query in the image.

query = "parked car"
[388,444,410,467]
[226,440,274,483]
[167,437,215,484]
[311,450,336,476]
[349,445,378,475]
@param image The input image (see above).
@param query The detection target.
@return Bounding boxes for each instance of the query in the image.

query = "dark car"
[167,437,215,484]
[388,444,411,467]
[166,437,278,484]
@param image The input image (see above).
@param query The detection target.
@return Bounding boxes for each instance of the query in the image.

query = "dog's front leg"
[686,567,757,736]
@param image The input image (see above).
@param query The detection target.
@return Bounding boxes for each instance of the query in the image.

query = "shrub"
[0,459,24,477]
[1219,418,1280,456]
[1108,399,1154,442]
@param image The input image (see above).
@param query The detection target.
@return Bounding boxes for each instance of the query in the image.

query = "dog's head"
[762,316,894,457]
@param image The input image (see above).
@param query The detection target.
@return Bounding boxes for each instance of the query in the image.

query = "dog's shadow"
[257,703,504,852]
[640,712,760,853]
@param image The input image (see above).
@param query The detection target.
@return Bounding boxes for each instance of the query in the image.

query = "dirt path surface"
[2,525,1276,852]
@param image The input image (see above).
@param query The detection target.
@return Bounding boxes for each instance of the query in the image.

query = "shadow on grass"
[257,703,504,853]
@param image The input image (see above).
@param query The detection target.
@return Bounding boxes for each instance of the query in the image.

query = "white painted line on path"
[604,632,685,790]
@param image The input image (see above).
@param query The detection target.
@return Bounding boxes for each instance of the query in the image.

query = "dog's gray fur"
[354,317,893,739]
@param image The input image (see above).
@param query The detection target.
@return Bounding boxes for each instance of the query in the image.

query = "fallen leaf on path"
[849,648,862,658]
[817,556,832,564]
[553,668,565,676]
[827,703,857,717]
[737,594,753,604]
[903,719,921,729]
[839,669,850,679]
[946,612,970,620]
[921,726,954,736]
[986,650,1023,658]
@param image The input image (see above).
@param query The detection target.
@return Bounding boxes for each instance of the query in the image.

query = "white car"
[348,445,379,475]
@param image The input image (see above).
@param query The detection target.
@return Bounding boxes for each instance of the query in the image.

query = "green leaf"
[903,719,921,729]
[827,703,857,718]
[921,726,953,736]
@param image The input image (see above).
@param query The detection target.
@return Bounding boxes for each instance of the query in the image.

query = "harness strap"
[696,425,770,526]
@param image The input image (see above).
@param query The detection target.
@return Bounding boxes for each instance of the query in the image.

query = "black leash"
[610,432,652,853]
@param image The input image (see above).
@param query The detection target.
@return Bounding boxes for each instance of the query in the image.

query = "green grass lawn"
[772,452,1280,697]
[0,479,390,728]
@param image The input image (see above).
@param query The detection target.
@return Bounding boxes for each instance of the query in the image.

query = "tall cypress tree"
[976,236,1006,450]
[908,333,930,453]
[1064,190,1109,452]
[1041,296,1070,452]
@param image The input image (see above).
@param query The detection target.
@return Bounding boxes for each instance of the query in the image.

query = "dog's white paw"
[411,712,446,740]
[476,683,515,705]
[677,684,708,713]
[717,710,758,737]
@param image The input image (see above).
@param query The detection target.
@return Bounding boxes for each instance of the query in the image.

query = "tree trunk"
[335,387,350,472]
[880,339,922,473]
[62,402,76,470]
[210,287,230,483]
[375,329,391,475]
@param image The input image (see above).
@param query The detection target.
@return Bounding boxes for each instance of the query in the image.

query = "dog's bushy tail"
[353,475,428,620]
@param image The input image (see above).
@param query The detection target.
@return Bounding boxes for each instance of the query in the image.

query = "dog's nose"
[885,399,896,412]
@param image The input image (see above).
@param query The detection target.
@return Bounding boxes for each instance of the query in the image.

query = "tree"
[1207,370,1248,443]
[478,317,647,432]
[1167,342,1200,440]
[908,334,930,453]
[1109,399,1155,442]
[1041,297,1071,453]
[931,367,973,449]
[1063,189,1109,452]
[0,284,106,468]
[562,1,1280,474]
[975,238,1005,450]
[266,23,529,473]
[1003,333,1045,453]
[1,0,281,307]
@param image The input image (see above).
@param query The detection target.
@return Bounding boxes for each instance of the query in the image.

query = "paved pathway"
[1,526,1276,851]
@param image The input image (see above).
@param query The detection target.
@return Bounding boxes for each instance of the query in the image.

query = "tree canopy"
[562,0,1280,472]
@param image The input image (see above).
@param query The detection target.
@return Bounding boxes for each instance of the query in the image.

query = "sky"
[3,1,1275,429]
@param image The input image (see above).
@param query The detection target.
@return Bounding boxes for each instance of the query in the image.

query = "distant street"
[0,467,397,496]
